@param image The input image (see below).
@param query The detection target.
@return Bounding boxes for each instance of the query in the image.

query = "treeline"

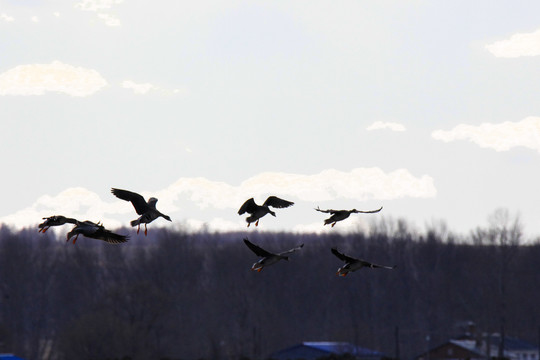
[0,214,539,360]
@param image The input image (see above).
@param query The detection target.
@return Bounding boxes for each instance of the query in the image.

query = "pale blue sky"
[1,1,540,237]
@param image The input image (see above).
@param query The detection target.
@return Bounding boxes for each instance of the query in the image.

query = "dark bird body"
[111,188,171,235]
[331,247,396,276]
[66,220,129,244]
[243,238,304,272]
[39,215,128,244]
[315,206,382,227]
[238,196,294,227]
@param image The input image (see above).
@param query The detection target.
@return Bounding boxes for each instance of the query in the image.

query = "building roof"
[269,341,386,360]
[414,340,486,360]
[415,336,539,360]
[487,336,539,351]
[0,354,26,360]
[450,339,486,356]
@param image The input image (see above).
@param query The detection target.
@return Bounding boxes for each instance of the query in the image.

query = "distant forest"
[0,210,539,360]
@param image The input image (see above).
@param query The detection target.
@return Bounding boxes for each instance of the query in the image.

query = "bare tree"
[1,212,539,360]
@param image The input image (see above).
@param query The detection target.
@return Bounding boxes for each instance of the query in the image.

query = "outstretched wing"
[80,220,129,244]
[331,248,358,263]
[263,196,294,209]
[351,206,383,214]
[243,238,273,257]
[359,259,396,270]
[314,207,337,214]
[278,243,304,256]
[92,228,129,244]
[111,188,149,215]
[238,198,258,215]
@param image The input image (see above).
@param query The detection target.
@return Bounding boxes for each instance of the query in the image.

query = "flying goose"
[238,196,294,227]
[315,206,382,227]
[66,220,129,244]
[243,238,304,272]
[111,188,171,235]
[331,248,396,276]
[38,215,79,233]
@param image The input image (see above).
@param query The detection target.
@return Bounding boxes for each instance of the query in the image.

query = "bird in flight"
[315,206,382,227]
[243,238,304,272]
[38,215,79,233]
[331,247,396,276]
[238,196,294,227]
[66,220,129,244]
[111,188,171,235]
[39,215,128,244]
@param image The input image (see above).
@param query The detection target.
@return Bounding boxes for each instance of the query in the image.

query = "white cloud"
[0,168,436,231]
[152,167,437,213]
[76,0,123,12]
[432,117,540,153]
[0,61,107,97]
[97,13,120,27]
[1,13,14,22]
[0,187,128,230]
[366,121,406,132]
[122,80,188,96]
[76,0,123,27]
[31,16,39,23]
[122,80,156,94]
[486,28,540,58]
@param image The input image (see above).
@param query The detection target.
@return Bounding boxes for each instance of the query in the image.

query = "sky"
[1,0,540,238]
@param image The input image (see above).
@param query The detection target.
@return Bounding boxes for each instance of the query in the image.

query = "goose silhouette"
[243,238,303,272]
[331,247,396,276]
[111,188,171,235]
[238,196,294,227]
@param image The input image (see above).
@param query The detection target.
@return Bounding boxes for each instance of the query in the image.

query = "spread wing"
[359,259,396,270]
[331,248,358,263]
[243,238,273,257]
[351,206,383,214]
[263,196,294,209]
[278,243,304,256]
[238,198,258,215]
[314,207,337,214]
[111,188,149,215]
[91,228,129,244]
[79,220,129,244]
